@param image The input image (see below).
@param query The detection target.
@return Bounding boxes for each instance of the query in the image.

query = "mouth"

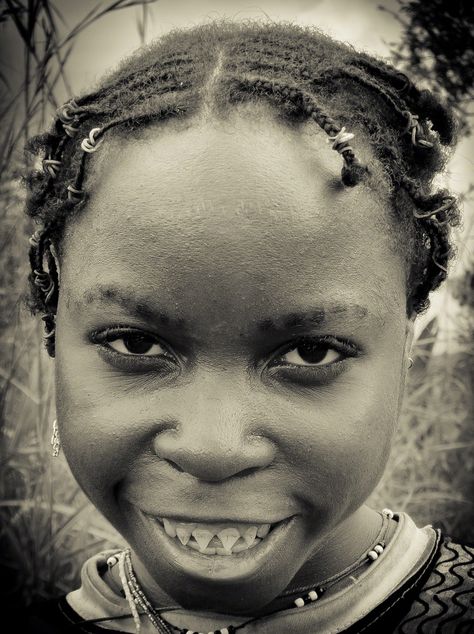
[135,508,297,585]
[154,516,275,556]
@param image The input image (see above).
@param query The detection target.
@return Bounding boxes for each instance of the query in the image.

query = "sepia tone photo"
[0,1,473,631]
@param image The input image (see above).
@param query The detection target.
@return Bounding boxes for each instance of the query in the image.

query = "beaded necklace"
[106,508,395,634]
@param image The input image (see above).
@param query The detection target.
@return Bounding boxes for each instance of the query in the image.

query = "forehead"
[61,112,406,326]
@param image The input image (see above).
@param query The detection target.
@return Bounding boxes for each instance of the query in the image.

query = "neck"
[282,505,384,594]
[105,505,388,618]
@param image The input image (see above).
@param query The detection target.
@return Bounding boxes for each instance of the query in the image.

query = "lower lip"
[138,511,296,583]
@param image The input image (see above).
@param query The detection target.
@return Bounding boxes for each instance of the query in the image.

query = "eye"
[106,332,165,356]
[268,336,359,375]
[280,342,342,366]
[89,326,180,374]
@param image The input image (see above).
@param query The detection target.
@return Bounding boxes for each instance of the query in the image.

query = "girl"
[22,20,472,634]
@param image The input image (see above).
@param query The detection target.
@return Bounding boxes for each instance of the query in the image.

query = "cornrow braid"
[353,57,456,145]
[23,21,461,356]
[311,66,435,148]
[232,75,368,185]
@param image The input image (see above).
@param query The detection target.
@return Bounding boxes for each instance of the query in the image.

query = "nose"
[152,379,276,482]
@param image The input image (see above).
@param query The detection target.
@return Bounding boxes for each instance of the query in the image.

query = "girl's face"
[55,110,412,612]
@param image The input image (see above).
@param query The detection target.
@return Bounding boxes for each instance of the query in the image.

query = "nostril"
[165,458,184,473]
[237,466,261,479]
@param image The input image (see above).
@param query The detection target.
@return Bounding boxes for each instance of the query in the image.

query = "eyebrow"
[74,284,369,331]
[256,305,368,332]
[76,284,184,327]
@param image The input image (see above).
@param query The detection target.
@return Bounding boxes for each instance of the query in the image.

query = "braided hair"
[24,21,460,357]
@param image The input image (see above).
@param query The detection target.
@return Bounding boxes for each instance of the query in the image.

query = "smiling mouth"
[152,516,277,556]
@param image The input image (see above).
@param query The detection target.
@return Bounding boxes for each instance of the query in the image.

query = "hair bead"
[57,99,79,124]
[328,127,355,154]
[67,184,85,201]
[33,269,54,304]
[81,127,104,153]
[403,110,434,148]
[29,230,42,247]
[42,158,62,178]
[63,122,81,137]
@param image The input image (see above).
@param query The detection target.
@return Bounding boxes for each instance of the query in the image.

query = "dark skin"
[54,106,414,627]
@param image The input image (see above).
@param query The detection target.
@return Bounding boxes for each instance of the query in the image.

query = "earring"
[51,418,60,457]
[408,357,414,369]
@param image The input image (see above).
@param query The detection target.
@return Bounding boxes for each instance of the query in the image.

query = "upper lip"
[142,511,291,524]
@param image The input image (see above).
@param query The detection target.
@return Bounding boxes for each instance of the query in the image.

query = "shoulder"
[396,538,474,633]
[18,595,126,634]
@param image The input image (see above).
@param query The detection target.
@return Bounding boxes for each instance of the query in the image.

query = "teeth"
[160,518,274,555]
[256,524,271,538]
[218,528,241,552]
[176,525,194,546]
[187,540,216,555]
[192,529,214,552]
[243,526,258,546]
[232,539,251,553]
[163,518,176,538]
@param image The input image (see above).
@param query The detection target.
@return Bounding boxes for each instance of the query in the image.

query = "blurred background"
[0,0,473,608]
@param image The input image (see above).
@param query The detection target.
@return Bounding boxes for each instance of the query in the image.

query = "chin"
[125,505,315,613]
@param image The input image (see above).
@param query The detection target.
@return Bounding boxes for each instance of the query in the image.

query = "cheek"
[279,368,401,512]
[54,346,143,510]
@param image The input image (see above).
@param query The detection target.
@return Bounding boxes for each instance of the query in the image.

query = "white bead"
[374,544,384,555]
[308,590,318,601]
[106,555,118,567]
[221,629,230,634]
[368,550,379,561]
[294,597,305,607]
[382,508,394,519]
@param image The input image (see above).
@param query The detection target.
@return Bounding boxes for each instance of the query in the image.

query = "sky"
[1,0,472,348]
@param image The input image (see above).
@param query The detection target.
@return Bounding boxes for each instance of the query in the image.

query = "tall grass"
[0,1,473,609]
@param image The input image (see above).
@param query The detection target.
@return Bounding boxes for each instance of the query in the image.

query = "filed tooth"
[163,518,176,538]
[249,537,262,548]
[215,547,233,556]
[243,526,258,546]
[256,523,271,538]
[231,540,250,553]
[187,541,216,555]
[192,528,214,552]
[176,525,194,546]
[218,528,240,552]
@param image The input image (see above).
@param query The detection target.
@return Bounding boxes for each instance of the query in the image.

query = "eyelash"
[89,327,360,380]
[267,335,359,382]
[89,326,176,371]
[270,335,358,366]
